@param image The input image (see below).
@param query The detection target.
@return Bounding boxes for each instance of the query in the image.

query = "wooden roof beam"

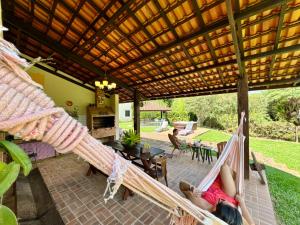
[3,13,135,92]
[85,0,181,93]
[150,0,203,90]
[191,0,225,85]
[268,2,287,81]
[131,60,237,87]
[122,2,188,92]
[109,0,288,73]
[148,77,300,100]
[226,0,245,79]
[131,43,300,87]
[244,44,300,61]
[71,0,135,54]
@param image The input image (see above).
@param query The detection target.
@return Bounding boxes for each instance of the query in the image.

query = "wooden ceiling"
[3,0,300,102]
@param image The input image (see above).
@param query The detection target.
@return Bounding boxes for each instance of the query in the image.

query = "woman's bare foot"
[179,181,194,192]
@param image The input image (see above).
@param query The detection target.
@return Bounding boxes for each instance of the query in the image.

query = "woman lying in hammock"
[180,163,255,225]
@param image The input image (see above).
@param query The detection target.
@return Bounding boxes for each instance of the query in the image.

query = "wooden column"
[237,73,250,179]
[133,90,140,136]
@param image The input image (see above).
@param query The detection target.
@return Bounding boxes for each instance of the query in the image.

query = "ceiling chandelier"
[95,52,116,90]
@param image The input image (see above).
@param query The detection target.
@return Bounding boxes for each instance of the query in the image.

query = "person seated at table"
[179,163,254,225]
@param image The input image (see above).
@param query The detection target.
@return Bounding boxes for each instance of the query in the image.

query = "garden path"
[141,128,209,143]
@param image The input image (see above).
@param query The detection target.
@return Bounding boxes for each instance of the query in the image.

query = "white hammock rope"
[0,38,248,225]
[103,152,131,203]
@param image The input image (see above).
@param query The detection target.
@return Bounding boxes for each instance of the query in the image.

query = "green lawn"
[196,130,300,173]
[196,129,300,225]
[266,166,300,225]
[119,121,159,133]
[119,121,133,130]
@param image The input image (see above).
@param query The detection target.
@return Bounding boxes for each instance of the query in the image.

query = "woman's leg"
[220,164,236,198]
[179,181,213,211]
[182,191,214,211]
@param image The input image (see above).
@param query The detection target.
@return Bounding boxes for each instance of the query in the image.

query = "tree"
[162,99,173,107]
[265,88,300,142]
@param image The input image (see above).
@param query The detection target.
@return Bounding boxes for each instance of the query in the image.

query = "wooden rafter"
[191,0,225,84]
[148,77,300,100]
[71,0,136,55]
[149,0,199,90]
[109,0,287,74]
[268,1,287,80]
[58,0,85,43]
[131,42,300,87]
[244,44,300,61]
[226,0,245,79]
[3,14,134,91]
[84,0,179,94]
[5,0,300,102]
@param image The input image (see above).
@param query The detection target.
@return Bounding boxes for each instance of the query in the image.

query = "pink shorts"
[201,175,238,207]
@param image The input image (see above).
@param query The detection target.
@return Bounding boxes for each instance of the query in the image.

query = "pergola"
[2,0,300,178]
[140,101,171,119]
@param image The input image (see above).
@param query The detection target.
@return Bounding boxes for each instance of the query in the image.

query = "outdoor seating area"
[34,138,277,225]
[0,0,299,224]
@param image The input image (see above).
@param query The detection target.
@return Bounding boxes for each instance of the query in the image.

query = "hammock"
[0,38,245,225]
[197,112,245,196]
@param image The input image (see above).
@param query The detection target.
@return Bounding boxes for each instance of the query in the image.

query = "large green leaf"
[0,162,20,196]
[0,205,18,225]
[0,141,32,176]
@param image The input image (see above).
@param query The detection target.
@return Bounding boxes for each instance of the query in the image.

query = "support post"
[237,73,250,179]
[133,90,140,136]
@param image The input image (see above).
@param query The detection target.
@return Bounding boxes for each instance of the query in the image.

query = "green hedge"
[249,121,296,141]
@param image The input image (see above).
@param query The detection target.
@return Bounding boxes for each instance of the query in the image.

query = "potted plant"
[121,129,140,153]
[0,140,32,225]
[142,142,151,153]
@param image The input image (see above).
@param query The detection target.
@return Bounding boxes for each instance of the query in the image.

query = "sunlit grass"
[196,129,300,172]
[196,129,300,225]
[119,121,160,133]
[266,166,300,225]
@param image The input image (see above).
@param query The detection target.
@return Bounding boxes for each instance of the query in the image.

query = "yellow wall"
[27,66,95,124]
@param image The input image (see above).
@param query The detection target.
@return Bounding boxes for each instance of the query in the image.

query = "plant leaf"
[0,205,18,225]
[0,162,20,196]
[0,141,32,176]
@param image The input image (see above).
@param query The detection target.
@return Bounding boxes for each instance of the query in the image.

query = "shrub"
[249,121,295,141]
[167,112,188,124]
[203,116,225,130]
[188,112,198,122]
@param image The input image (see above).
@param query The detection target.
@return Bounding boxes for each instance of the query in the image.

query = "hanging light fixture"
[95,52,117,90]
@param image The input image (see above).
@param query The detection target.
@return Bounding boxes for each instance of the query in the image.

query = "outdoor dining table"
[106,141,165,170]
[105,141,166,200]
[191,143,214,164]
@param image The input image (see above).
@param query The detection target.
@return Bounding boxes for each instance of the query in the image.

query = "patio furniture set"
[86,140,168,200]
[169,132,227,164]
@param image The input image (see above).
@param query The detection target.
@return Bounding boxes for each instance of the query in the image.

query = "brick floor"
[37,138,277,225]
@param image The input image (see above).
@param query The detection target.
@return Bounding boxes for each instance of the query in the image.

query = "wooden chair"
[217,141,227,159]
[250,152,266,185]
[151,156,168,186]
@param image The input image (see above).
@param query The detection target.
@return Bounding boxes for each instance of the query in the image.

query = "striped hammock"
[0,38,245,225]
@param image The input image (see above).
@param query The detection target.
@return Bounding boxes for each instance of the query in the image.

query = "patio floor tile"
[37,138,277,225]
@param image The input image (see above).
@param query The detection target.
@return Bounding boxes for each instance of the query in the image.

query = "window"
[125,110,130,117]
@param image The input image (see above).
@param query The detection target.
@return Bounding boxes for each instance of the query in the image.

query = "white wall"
[119,103,132,121]
[27,66,95,125]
